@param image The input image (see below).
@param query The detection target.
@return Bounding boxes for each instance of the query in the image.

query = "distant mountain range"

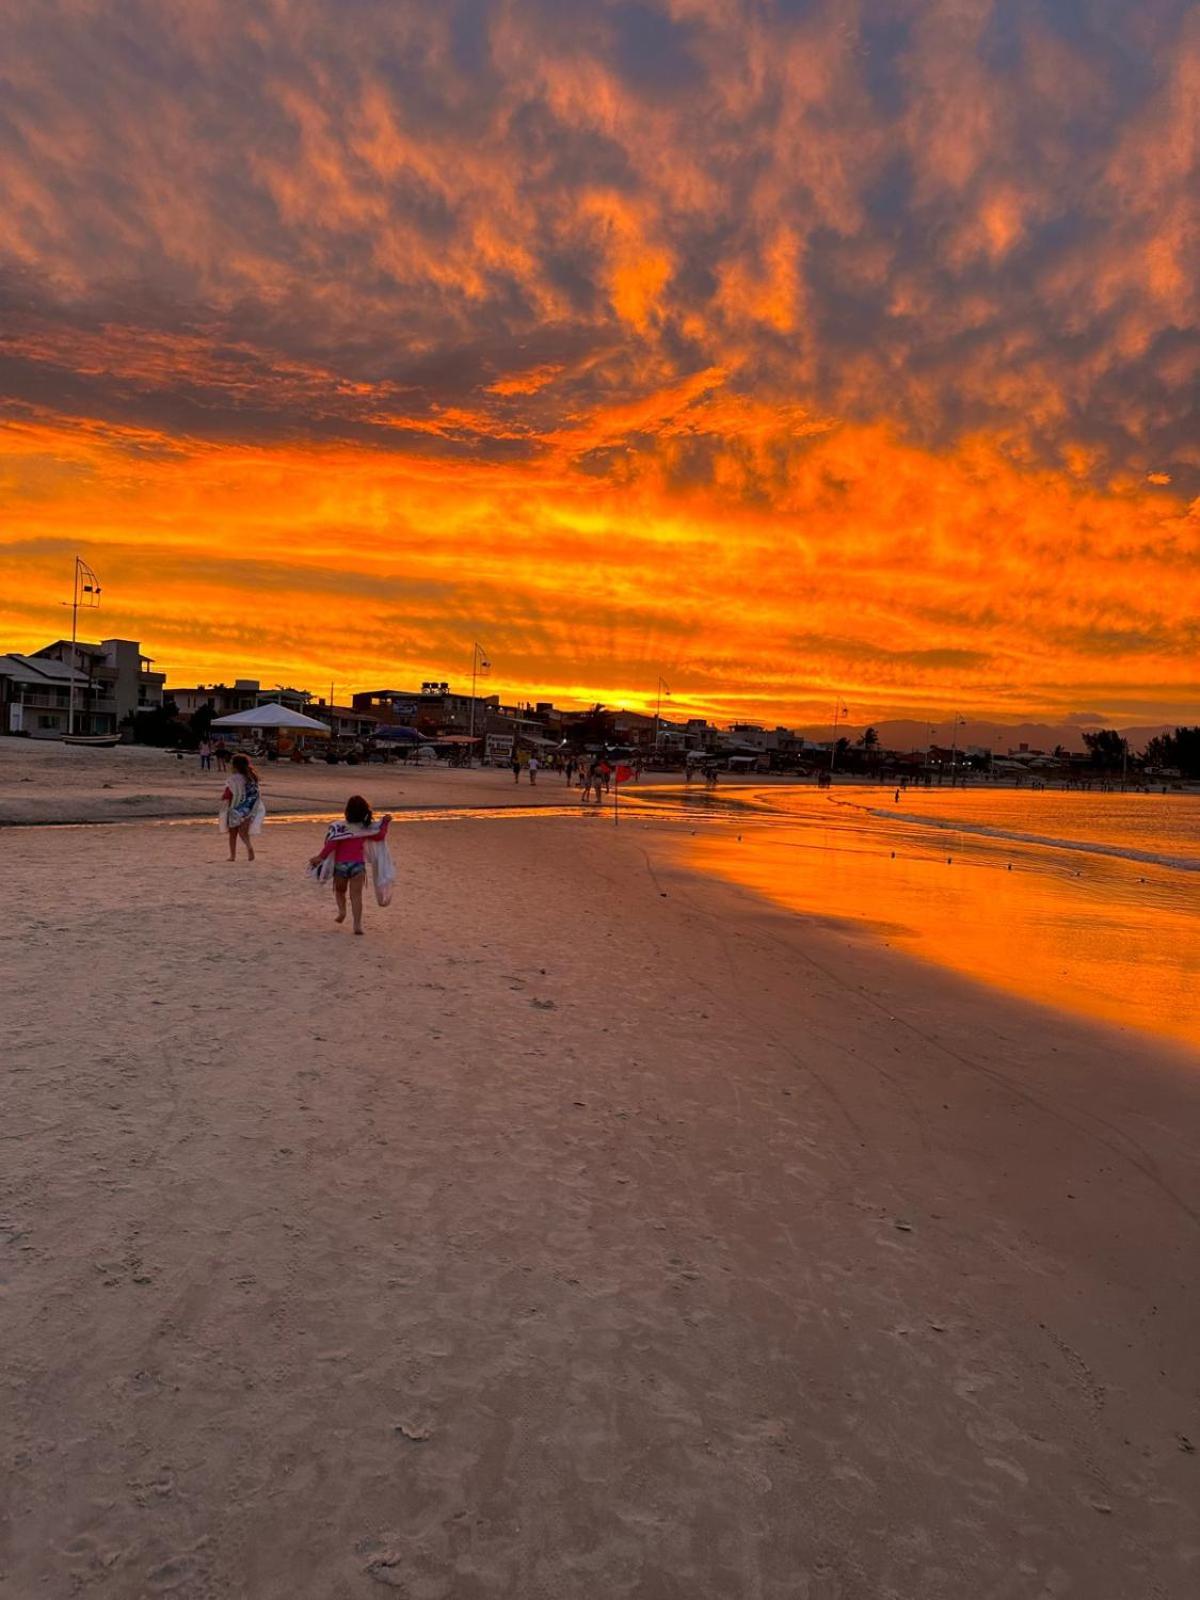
[794,720,1178,754]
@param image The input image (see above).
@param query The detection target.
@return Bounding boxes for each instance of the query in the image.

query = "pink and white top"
[314,816,390,866]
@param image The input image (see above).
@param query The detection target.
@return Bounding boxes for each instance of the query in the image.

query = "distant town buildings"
[170,680,313,719]
[0,633,1186,781]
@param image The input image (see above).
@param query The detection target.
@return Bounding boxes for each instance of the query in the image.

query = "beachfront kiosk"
[209,701,331,758]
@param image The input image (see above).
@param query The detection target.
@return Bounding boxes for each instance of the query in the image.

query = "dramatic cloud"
[0,0,1196,721]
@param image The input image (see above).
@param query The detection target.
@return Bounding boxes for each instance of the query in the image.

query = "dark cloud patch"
[790,633,994,671]
[1054,621,1200,657]
[0,347,539,461]
[0,0,1195,488]
[608,3,703,96]
[860,12,915,117]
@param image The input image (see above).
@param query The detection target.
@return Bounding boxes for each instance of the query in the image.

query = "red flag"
[614,763,634,784]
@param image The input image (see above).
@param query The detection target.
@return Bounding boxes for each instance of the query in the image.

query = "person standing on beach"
[510,751,521,784]
[219,753,266,862]
[214,741,230,773]
[528,756,539,785]
[309,796,392,935]
[198,737,212,772]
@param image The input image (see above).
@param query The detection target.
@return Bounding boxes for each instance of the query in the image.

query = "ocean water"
[663,784,1200,1052]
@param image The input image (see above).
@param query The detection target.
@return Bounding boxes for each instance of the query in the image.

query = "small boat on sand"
[62,734,122,748]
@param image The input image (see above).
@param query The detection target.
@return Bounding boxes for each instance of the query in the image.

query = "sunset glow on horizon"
[1,0,1197,727]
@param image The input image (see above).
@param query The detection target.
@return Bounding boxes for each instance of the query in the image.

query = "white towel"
[218,772,266,834]
[365,837,395,907]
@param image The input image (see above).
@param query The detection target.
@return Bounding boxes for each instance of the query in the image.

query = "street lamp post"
[654,676,670,751]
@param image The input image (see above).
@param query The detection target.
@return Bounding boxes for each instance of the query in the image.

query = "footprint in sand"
[146,1548,209,1593]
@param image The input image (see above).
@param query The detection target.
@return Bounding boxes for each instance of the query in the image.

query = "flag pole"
[467,641,489,766]
[66,555,101,736]
[829,699,847,776]
[468,643,478,762]
[68,557,80,737]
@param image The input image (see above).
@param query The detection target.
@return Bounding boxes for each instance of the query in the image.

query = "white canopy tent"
[210,702,331,734]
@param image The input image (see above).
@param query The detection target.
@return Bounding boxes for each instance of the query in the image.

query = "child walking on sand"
[309,795,393,934]
[218,753,266,861]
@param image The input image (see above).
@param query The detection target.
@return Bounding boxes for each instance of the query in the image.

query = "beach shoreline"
[3,799,1199,1597]
[6,739,1195,831]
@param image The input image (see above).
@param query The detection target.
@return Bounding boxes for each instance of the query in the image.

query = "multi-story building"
[0,653,87,737]
[718,723,802,756]
[37,637,165,728]
[167,679,315,720]
[168,681,263,719]
[610,710,659,749]
[0,637,164,737]
[352,684,500,734]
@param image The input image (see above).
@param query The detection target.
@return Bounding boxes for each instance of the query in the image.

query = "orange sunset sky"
[1,0,1197,727]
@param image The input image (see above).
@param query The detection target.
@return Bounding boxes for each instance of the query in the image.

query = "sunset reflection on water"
[678,787,1200,1053]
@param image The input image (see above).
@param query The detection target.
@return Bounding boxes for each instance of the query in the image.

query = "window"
[39,714,57,729]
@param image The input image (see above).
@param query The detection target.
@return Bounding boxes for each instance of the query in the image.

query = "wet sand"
[2,791,1199,1597]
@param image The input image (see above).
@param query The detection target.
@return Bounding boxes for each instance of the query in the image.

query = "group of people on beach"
[683,763,720,789]
[503,748,636,803]
[197,737,230,773]
[214,740,636,932]
[509,751,540,784]
[559,754,616,803]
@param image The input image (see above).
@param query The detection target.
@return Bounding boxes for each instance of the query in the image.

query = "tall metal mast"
[828,700,848,774]
[66,556,102,736]
[467,641,490,762]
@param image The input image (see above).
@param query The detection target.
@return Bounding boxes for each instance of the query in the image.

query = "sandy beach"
[0,739,593,827]
[3,754,1199,1598]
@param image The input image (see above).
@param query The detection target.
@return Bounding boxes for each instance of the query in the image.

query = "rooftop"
[0,653,88,686]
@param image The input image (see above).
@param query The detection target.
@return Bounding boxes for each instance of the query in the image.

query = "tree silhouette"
[1143,727,1200,778]
[1082,729,1127,770]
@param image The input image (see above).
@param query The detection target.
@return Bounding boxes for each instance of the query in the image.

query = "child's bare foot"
[353,926,364,936]
[247,847,255,861]
[335,908,346,924]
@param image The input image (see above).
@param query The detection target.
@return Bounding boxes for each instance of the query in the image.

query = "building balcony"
[15,692,72,710]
